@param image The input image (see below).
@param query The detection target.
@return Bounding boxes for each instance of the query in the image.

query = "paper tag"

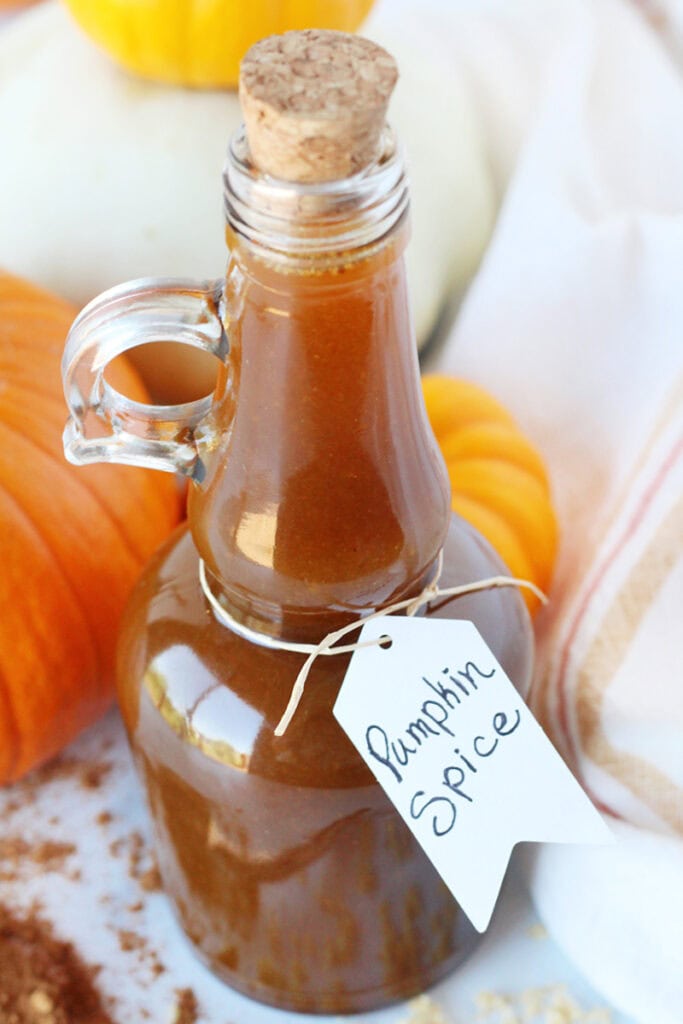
[333,618,612,932]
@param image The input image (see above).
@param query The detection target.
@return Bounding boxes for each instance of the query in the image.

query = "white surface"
[0,711,633,1023]
[0,0,494,347]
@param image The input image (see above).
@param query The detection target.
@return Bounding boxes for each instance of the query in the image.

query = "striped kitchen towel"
[420,0,683,1019]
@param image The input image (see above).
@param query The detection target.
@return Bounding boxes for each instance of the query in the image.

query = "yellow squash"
[422,374,558,613]
[62,0,375,88]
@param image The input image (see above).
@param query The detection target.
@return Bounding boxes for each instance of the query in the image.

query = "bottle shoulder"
[117,527,372,789]
[117,516,533,789]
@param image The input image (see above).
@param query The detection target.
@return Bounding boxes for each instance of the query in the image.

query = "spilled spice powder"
[137,865,161,893]
[108,831,160,893]
[0,837,76,883]
[0,902,114,1024]
[0,836,30,862]
[112,926,165,979]
[32,842,77,867]
[117,930,145,954]
[1,756,115,828]
[10,756,113,805]
[79,764,113,791]
[172,988,199,1024]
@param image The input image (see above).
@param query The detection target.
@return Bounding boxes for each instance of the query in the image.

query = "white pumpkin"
[0,1,494,388]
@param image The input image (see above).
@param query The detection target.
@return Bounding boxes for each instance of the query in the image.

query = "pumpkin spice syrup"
[62,30,534,1014]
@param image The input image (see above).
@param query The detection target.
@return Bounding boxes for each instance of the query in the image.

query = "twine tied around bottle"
[198,554,546,737]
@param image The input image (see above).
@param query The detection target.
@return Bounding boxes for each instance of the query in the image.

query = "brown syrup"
[117,225,532,1013]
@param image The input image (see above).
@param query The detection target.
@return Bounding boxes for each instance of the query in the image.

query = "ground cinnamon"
[0,838,76,884]
[172,989,198,1024]
[0,903,113,1024]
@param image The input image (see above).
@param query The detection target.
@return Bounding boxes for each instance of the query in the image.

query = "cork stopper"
[239,30,398,184]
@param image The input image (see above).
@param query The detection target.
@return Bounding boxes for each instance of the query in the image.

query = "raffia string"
[198,554,546,737]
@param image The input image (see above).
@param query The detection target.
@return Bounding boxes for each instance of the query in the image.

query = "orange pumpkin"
[0,271,182,783]
[422,374,558,613]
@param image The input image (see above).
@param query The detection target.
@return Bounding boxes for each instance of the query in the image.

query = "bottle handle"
[62,276,228,480]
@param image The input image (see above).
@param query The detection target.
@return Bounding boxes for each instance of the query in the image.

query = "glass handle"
[62,276,228,479]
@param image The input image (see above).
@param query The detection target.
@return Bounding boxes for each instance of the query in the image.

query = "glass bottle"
[62,34,533,1015]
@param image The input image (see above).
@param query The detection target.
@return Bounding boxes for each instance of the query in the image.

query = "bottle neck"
[222,125,409,268]
[188,130,451,642]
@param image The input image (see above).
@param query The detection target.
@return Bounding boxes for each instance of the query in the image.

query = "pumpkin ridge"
[0,487,99,781]
[0,387,171,561]
[61,0,374,88]
[1,381,156,445]
[0,269,182,780]
[422,373,558,615]
[0,384,71,419]
[0,403,147,569]
[79,444,182,547]
[439,423,550,489]
[0,315,74,355]
[0,370,70,404]
[451,496,536,579]
[421,375,516,440]
[453,452,551,487]
[76,447,182,556]
[0,272,75,310]
[0,420,142,595]
[0,381,180,563]
[451,495,541,613]
[0,386,91,438]
[0,440,150,710]
[447,459,557,588]
[0,297,73,326]
[78,470,176,567]
[0,658,20,783]
[0,471,105,700]
[0,301,75,330]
